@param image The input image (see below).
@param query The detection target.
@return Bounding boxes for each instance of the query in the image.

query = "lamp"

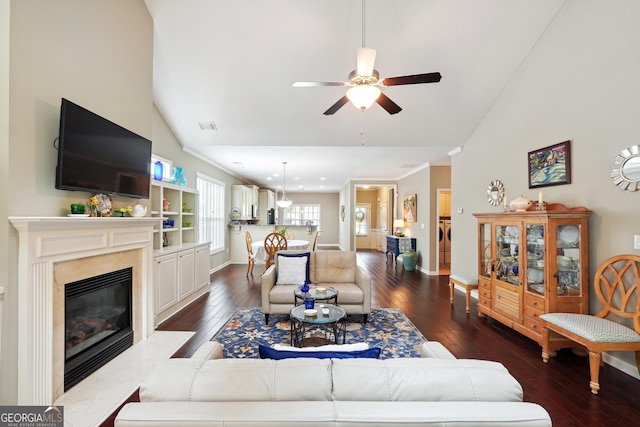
[276,161,293,208]
[393,219,405,236]
[347,85,381,110]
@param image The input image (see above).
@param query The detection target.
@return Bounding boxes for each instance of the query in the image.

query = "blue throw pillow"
[276,252,311,285]
[258,344,381,360]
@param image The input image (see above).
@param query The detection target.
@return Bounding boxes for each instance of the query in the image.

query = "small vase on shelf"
[171,167,187,186]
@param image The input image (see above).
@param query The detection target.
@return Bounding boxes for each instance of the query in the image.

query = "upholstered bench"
[449,274,478,314]
[540,255,640,394]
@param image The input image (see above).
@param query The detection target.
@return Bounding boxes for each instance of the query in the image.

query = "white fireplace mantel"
[9,216,160,404]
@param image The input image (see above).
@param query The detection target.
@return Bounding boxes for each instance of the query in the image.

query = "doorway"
[354,185,396,252]
[437,189,451,275]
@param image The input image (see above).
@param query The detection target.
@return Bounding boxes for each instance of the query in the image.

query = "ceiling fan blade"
[376,92,402,115]
[381,72,442,86]
[323,96,350,115]
[293,81,347,87]
[356,47,376,77]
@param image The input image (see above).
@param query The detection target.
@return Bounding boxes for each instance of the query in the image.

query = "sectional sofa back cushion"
[331,358,524,402]
[139,358,333,402]
[313,251,357,284]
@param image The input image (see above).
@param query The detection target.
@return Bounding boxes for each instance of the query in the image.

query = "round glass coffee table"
[290,304,346,347]
[293,286,338,306]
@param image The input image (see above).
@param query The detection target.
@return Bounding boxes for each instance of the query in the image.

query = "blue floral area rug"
[211,307,427,359]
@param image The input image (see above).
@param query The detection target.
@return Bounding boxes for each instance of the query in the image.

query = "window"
[355,205,369,236]
[197,173,225,253]
[282,204,320,226]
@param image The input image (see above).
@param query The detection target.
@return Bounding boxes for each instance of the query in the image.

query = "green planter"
[403,250,418,271]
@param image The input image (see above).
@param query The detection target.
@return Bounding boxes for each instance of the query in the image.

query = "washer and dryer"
[439,219,451,268]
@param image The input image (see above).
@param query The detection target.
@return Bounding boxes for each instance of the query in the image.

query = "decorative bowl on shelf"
[510,196,532,211]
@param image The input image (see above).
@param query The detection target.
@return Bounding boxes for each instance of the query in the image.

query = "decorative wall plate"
[93,194,112,217]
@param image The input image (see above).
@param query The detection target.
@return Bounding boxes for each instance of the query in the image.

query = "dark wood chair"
[540,254,640,394]
[264,232,288,270]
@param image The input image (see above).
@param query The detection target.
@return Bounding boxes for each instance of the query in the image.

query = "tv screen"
[55,98,152,198]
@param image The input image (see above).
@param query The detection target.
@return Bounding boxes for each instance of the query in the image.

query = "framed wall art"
[528,140,571,188]
[403,194,417,222]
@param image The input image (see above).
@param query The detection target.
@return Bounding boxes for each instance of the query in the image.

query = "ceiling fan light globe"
[346,85,381,110]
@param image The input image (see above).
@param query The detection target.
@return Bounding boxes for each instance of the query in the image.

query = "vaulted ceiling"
[144,0,563,192]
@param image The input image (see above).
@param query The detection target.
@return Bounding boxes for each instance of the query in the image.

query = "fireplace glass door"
[64,267,133,390]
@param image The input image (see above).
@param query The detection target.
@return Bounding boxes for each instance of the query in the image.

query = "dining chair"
[264,232,288,270]
[284,228,295,240]
[245,231,256,276]
[311,231,319,251]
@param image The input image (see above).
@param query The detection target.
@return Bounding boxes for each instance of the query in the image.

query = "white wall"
[451,0,640,378]
[2,0,153,403]
[0,0,10,392]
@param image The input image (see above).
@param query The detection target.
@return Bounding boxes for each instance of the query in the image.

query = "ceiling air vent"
[197,121,217,130]
[400,164,420,169]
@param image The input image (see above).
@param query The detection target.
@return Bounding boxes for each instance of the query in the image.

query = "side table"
[294,286,338,306]
[386,236,417,265]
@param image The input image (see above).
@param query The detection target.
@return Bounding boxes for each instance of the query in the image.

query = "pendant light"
[276,161,293,208]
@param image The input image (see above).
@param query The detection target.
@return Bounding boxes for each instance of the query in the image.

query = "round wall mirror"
[487,180,505,206]
[611,145,640,191]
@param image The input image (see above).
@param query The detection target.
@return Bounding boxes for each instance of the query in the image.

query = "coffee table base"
[290,317,346,348]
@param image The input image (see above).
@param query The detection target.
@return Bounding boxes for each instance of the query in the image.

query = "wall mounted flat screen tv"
[55,98,152,198]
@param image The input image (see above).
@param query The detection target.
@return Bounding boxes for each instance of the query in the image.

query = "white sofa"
[115,341,551,426]
[262,250,372,324]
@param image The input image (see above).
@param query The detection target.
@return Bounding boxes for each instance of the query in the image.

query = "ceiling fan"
[293,48,442,115]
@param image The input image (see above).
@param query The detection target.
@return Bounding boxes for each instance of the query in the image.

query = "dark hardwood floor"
[111,250,639,426]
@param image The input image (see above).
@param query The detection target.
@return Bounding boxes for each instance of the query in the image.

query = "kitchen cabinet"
[154,252,178,314]
[473,204,591,349]
[153,242,210,326]
[232,185,259,220]
[195,244,211,291]
[439,191,451,217]
[178,249,195,300]
[258,189,275,224]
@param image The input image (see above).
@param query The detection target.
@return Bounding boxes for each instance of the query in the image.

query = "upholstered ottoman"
[449,273,478,314]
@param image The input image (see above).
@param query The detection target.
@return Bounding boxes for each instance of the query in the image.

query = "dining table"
[251,239,309,262]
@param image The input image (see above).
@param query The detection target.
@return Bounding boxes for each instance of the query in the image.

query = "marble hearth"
[10,217,159,404]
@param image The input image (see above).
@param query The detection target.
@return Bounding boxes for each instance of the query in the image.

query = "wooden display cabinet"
[473,203,591,350]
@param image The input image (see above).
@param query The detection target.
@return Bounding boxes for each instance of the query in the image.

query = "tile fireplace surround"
[9,216,160,405]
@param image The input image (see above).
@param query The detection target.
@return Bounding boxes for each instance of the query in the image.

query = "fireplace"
[10,216,158,404]
[64,267,133,390]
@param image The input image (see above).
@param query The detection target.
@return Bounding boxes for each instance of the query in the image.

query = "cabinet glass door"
[495,223,520,286]
[479,222,491,278]
[525,224,545,296]
[556,223,582,297]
